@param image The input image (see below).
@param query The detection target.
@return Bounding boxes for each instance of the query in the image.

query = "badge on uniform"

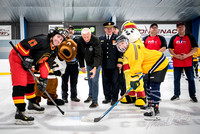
[112,40,116,45]
[89,46,93,52]
[101,40,104,42]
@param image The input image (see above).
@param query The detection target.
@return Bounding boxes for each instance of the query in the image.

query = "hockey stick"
[9,41,65,115]
[81,75,143,122]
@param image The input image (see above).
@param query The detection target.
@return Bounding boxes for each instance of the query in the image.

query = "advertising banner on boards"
[137,24,178,38]
[0,25,11,40]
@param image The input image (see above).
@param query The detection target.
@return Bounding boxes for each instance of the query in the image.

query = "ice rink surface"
[0,72,200,134]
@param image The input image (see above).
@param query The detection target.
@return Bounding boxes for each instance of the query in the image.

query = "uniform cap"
[103,22,114,28]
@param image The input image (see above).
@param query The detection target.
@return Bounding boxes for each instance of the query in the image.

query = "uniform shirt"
[123,43,169,78]
[143,35,167,51]
[16,34,58,78]
[168,34,198,67]
[99,33,122,69]
[77,34,102,68]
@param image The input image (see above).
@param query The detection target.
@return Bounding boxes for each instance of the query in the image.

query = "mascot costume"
[119,21,146,107]
[34,39,77,105]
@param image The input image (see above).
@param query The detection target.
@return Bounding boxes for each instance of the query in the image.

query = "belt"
[67,61,78,64]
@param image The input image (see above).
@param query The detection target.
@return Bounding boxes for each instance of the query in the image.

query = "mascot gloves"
[57,39,77,62]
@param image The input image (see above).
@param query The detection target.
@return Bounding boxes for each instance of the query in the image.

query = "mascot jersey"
[119,21,147,106]
[119,39,146,106]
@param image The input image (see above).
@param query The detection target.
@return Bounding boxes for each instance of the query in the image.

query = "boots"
[15,109,34,125]
[144,104,160,121]
[27,101,45,114]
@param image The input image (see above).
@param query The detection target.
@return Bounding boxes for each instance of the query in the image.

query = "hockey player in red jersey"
[9,28,67,125]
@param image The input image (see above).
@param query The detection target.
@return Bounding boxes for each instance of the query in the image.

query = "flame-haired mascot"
[119,21,146,107]
[34,39,77,105]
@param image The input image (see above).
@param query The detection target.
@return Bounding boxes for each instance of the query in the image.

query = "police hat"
[103,22,114,28]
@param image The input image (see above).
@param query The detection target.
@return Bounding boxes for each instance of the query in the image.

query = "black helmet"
[48,27,68,41]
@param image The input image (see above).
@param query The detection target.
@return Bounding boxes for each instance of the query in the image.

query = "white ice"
[0,72,200,134]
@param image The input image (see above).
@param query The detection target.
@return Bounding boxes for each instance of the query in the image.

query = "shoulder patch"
[101,40,104,42]
[28,39,38,47]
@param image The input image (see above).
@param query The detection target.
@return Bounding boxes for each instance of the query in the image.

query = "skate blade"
[144,116,160,121]
[15,119,34,125]
[27,110,44,114]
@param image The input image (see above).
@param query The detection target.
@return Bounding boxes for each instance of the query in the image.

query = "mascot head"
[57,39,77,62]
[121,21,141,43]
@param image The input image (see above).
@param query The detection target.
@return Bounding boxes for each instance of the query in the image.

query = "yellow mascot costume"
[119,21,146,107]
[34,39,77,105]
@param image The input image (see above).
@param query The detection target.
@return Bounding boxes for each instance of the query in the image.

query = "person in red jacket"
[168,22,198,102]
[9,28,67,125]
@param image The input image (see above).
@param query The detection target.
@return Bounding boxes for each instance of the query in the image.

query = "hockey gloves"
[37,77,48,92]
[130,75,140,90]
[22,56,33,71]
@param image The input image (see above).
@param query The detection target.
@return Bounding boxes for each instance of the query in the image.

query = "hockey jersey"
[15,34,58,78]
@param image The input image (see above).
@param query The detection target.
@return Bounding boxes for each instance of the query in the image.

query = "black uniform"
[99,33,122,102]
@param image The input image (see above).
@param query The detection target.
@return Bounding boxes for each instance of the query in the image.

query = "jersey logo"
[37,53,51,64]
[39,57,48,64]
[28,39,38,47]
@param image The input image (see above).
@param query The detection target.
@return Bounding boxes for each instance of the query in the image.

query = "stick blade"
[81,116,95,122]
[94,117,102,122]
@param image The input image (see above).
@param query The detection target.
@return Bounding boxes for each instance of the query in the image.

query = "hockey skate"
[144,104,160,121]
[27,101,45,114]
[15,109,34,125]
[140,100,151,111]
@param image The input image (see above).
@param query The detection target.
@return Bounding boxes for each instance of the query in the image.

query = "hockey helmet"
[116,34,129,53]
[48,27,68,41]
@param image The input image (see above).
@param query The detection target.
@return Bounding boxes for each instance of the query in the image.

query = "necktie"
[107,35,110,40]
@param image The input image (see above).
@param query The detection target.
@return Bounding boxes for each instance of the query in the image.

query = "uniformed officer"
[99,22,122,105]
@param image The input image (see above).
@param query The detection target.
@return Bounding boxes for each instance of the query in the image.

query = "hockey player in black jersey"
[9,28,67,125]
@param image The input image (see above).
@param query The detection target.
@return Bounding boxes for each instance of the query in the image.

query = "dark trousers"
[193,61,198,76]
[102,67,119,101]
[61,63,79,100]
[118,68,126,96]
[146,82,161,104]
[174,66,196,98]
